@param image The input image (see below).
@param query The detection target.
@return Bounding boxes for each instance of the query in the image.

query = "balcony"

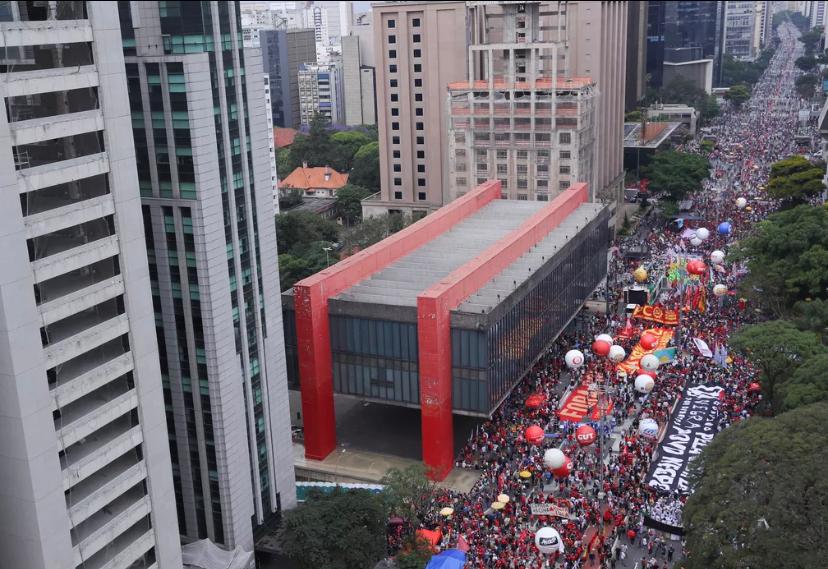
[72,487,151,565]
[61,420,143,491]
[24,194,113,240]
[52,351,133,411]
[31,233,119,283]
[44,312,130,368]
[83,527,156,569]
[38,274,124,326]
[10,109,104,147]
[56,385,138,448]
[0,19,91,48]
[18,152,109,194]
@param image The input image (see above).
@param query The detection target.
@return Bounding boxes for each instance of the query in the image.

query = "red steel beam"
[294,181,502,461]
[417,183,588,479]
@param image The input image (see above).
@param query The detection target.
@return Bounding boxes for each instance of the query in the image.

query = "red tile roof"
[279,165,349,191]
[274,127,298,148]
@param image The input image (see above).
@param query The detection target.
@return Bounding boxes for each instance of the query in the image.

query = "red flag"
[457,535,469,552]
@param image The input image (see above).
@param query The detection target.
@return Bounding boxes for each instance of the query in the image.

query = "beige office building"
[364,1,627,226]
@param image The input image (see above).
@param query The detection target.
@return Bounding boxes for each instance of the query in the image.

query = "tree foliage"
[721,50,774,87]
[793,298,828,343]
[795,73,819,98]
[724,84,751,108]
[276,211,341,290]
[766,155,825,204]
[730,321,825,413]
[349,141,381,192]
[642,150,709,201]
[339,212,413,256]
[648,77,719,123]
[733,205,828,313]
[380,465,437,531]
[335,184,373,225]
[280,488,388,569]
[684,403,828,569]
[395,537,434,569]
[799,26,824,54]
[795,54,817,71]
[781,353,828,410]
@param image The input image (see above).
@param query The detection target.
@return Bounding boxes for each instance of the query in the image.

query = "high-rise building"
[119,0,296,551]
[626,1,649,111]
[646,1,667,89]
[662,1,727,85]
[298,62,344,125]
[341,34,377,126]
[809,0,828,27]
[365,1,626,225]
[0,2,182,568]
[260,28,318,128]
[724,1,759,60]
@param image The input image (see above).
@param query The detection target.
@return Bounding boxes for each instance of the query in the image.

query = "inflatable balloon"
[710,250,725,265]
[639,418,659,438]
[535,526,565,555]
[713,284,728,297]
[749,382,762,392]
[718,221,732,235]
[633,266,648,283]
[575,424,597,446]
[592,340,611,357]
[736,197,747,209]
[639,332,658,350]
[596,333,614,345]
[627,529,636,540]
[564,349,584,369]
[687,261,707,275]
[543,448,565,470]
[690,236,703,247]
[608,344,626,363]
[696,227,710,241]
[525,425,545,445]
[634,374,655,394]
[552,457,573,478]
[636,368,657,379]
[640,354,660,372]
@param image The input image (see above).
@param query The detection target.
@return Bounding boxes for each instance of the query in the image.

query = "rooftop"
[279,165,349,191]
[623,122,683,149]
[274,126,298,148]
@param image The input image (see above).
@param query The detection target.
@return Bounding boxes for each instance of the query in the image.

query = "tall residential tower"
[0,2,181,568]
[119,0,296,551]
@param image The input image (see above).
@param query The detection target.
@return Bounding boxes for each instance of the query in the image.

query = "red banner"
[617,328,675,375]
[632,305,680,326]
[558,382,614,422]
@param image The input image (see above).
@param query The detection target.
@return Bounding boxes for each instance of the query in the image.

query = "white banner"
[692,337,713,358]
[530,503,570,518]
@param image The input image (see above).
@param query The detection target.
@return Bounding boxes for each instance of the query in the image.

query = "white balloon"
[690,236,703,246]
[713,284,728,297]
[736,197,747,209]
[608,344,626,363]
[639,418,659,438]
[696,227,710,241]
[564,349,585,369]
[543,448,565,470]
[640,354,660,372]
[635,374,655,394]
[596,333,614,345]
[710,250,725,264]
[535,526,565,555]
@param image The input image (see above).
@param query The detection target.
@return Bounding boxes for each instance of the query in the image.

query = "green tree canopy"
[781,353,828,410]
[730,320,825,413]
[766,155,825,204]
[280,488,388,569]
[721,52,774,87]
[339,212,413,255]
[330,130,373,170]
[335,184,373,225]
[795,54,817,71]
[380,465,437,531]
[649,77,720,123]
[793,298,828,343]
[724,84,751,108]
[684,402,828,569]
[283,115,378,174]
[276,210,340,254]
[795,73,819,98]
[733,204,828,313]
[349,141,381,192]
[642,150,709,201]
[799,26,824,54]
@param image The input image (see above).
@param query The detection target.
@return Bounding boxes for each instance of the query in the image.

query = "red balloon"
[592,340,611,357]
[552,457,572,478]
[639,333,658,350]
[575,424,597,446]
[688,261,707,275]
[525,425,545,445]
[748,382,762,392]
[627,530,637,540]
[636,369,657,379]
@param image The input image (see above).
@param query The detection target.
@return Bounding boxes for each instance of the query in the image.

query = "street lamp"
[322,245,333,267]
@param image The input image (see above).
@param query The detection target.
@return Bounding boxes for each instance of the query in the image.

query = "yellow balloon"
[633,267,648,283]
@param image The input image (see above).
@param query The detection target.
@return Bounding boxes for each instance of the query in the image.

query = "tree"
[339,212,413,255]
[780,353,828,411]
[724,84,751,108]
[624,110,642,122]
[335,184,373,225]
[285,113,336,171]
[349,141,381,191]
[642,150,709,201]
[799,26,824,54]
[766,155,825,204]
[795,73,819,98]
[279,188,303,211]
[733,205,828,313]
[380,465,437,531]
[794,298,828,343]
[796,54,817,71]
[395,537,434,569]
[330,130,373,170]
[276,210,340,254]
[650,77,720,123]
[730,320,825,413]
[276,147,292,179]
[684,403,828,569]
[280,488,387,569]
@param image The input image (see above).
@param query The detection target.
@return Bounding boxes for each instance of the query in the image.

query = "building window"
[393,164,401,172]
[416,150,425,159]
[391,93,399,102]
[415,93,423,102]
[517,194,528,200]
[412,18,421,27]
[559,132,571,144]
[416,136,424,145]
[413,34,421,42]
[393,150,401,158]
[414,78,422,87]
[389,64,397,73]
[517,164,528,174]
[388,34,396,44]
[414,64,422,72]
[415,122,423,130]
[388,19,395,28]
[392,136,400,144]
[394,177,402,185]
[417,178,426,187]
[500,179,508,189]
[389,49,397,58]
[559,165,571,175]
[415,108,423,116]
[394,191,403,199]
[560,151,571,159]
[559,181,569,190]
[497,164,507,175]
[392,122,400,130]
[476,162,488,172]
[418,191,426,200]
[456,177,467,186]
[390,79,398,88]
[517,150,528,160]
[417,164,425,173]
[517,179,528,189]
[413,48,421,57]
[496,150,507,160]
[392,108,399,116]
[537,194,549,201]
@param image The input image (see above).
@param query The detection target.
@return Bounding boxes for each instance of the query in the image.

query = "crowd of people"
[405,22,815,569]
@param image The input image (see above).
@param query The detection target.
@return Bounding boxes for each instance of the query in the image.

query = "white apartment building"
[0,2,182,569]
[724,1,758,60]
[298,63,344,125]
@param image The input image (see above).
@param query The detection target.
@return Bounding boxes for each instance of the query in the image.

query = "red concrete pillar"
[294,283,336,460]
[417,296,454,481]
